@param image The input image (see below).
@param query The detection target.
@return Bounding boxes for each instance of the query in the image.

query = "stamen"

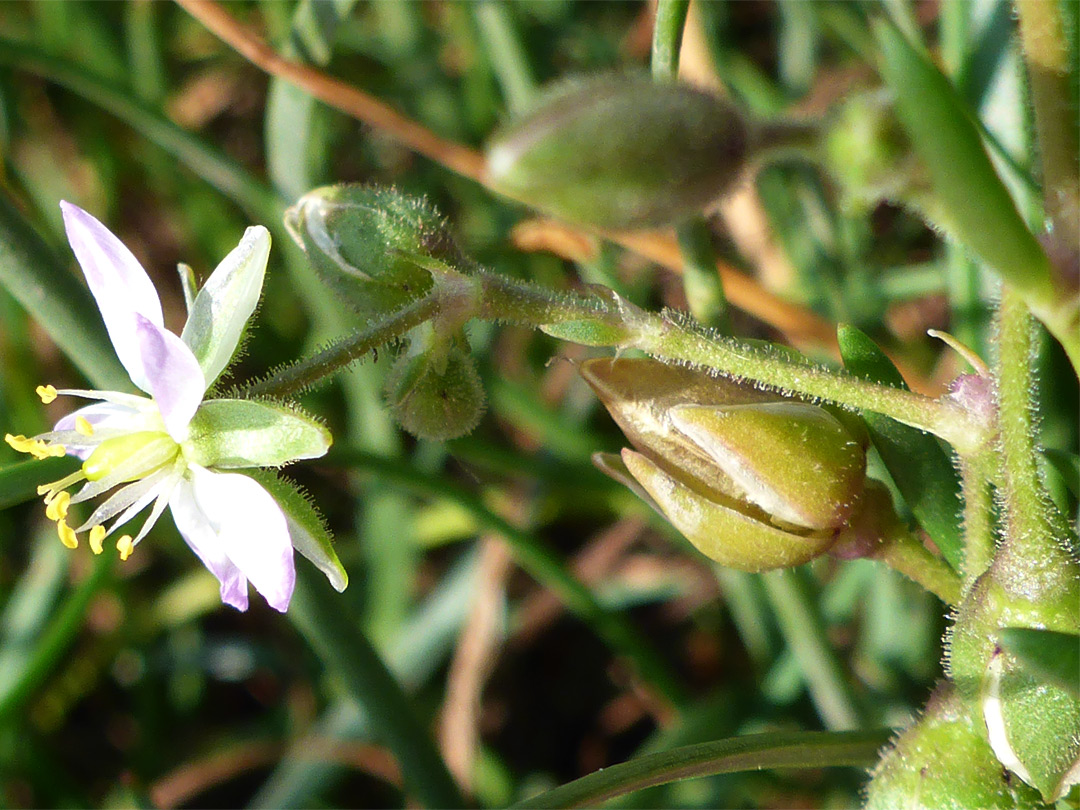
[45,491,71,522]
[88,525,106,555]
[37,470,87,498]
[57,519,78,549]
[117,535,134,561]
[36,385,58,404]
[6,434,67,460]
[6,434,35,454]
[75,417,95,437]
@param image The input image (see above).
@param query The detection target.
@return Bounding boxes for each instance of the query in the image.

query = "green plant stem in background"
[651,0,732,332]
[288,566,465,809]
[513,729,891,808]
[874,21,1080,372]
[1016,0,1080,252]
[760,568,863,731]
[675,219,732,332]
[650,0,690,82]
[0,551,113,727]
[473,0,537,114]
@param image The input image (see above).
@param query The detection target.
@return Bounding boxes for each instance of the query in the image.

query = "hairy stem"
[872,524,963,605]
[958,449,996,593]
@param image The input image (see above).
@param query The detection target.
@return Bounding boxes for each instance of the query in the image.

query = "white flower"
[5,202,339,612]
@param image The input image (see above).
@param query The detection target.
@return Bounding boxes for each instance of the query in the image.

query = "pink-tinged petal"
[189,466,295,612]
[134,314,205,440]
[60,202,164,390]
[169,477,249,611]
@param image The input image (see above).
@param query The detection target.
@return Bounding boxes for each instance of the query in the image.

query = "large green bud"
[582,358,868,571]
[486,73,748,230]
[284,184,467,318]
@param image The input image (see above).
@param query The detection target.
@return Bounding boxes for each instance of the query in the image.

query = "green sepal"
[865,682,1044,809]
[539,318,633,347]
[838,324,964,571]
[184,398,332,469]
[984,651,1080,802]
[244,469,347,593]
[999,628,1080,699]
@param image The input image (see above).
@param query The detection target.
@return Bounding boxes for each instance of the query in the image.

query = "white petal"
[134,314,205,440]
[169,477,250,611]
[181,226,270,386]
[60,201,164,391]
[189,466,295,612]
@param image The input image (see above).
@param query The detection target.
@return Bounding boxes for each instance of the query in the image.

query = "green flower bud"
[385,337,485,441]
[284,184,466,318]
[486,73,748,230]
[866,682,1044,809]
[582,357,868,571]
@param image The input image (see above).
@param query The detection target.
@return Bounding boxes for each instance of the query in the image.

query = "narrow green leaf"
[838,325,964,571]
[288,566,464,809]
[999,628,1080,699]
[0,193,129,391]
[0,457,79,511]
[873,21,1055,304]
[513,729,890,809]
[1043,449,1080,499]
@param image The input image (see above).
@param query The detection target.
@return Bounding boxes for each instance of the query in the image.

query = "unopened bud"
[582,357,868,570]
[486,73,748,229]
[285,184,465,318]
[386,339,485,441]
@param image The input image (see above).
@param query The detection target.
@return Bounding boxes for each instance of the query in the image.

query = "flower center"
[82,431,177,482]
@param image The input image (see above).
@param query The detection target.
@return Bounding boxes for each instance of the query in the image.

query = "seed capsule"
[486,73,748,230]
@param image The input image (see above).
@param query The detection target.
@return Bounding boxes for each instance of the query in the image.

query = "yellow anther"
[42,443,67,459]
[36,385,58,404]
[88,525,106,555]
[45,491,70,522]
[75,417,94,437]
[57,519,78,549]
[117,535,134,561]
[5,434,34,454]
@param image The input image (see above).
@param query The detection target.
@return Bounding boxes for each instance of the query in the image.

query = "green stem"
[512,729,890,809]
[480,273,985,452]
[761,568,863,731]
[473,0,537,113]
[675,219,731,332]
[1016,0,1080,252]
[995,290,1073,564]
[872,524,962,605]
[958,449,996,592]
[650,0,690,81]
[329,449,688,708]
[241,294,440,398]
[288,566,465,809]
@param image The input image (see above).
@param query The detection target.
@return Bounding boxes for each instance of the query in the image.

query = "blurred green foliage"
[0,1,1075,808]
